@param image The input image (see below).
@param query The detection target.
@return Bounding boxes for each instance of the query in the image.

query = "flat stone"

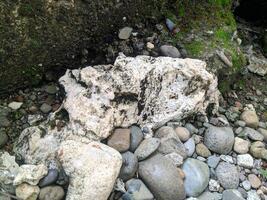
[138,154,185,200]
[182,158,210,197]
[196,143,211,158]
[126,179,154,200]
[234,137,250,154]
[108,128,130,152]
[8,102,23,110]
[240,110,259,128]
[241,127,264,141]
[58,140,122,200]
[204,126,234,154]
[129,126,143,152]
[222,189,245,200]
[248,174,261,189]
[184,138,195,157]
[13,164,48,186]
[216,162,239,189]
[159,45,181,58]
[134,138,160,161]
[119,151,138,181]
[237,154,254,168]
[16,183,40,200]
[39,186,65,200]
[207,155,220,168]
[175,127,190,142]
[119,27,133,40]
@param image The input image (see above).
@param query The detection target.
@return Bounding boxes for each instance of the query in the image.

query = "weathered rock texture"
[60,54,219,139]
[58,140,122,200]
[0,0,163,93]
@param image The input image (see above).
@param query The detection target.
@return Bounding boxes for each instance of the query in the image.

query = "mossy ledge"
[0,0,164,94]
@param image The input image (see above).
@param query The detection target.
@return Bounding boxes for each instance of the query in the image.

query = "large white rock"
[57,140,122,200]
[59,54,219,139]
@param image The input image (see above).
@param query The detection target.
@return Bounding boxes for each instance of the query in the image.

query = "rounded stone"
[184,138,195,157]
[250,141,265,159]
[234,137,250,154]
[258,128,267,142]
[237,154,254,168]
[138,154,186,200]
[248,174,261,189]
[129,126,143,152]
[40,103,52,114]
[242,127,264,141]
[39,186,65,200]
[196,143,211,158]
[159,45,181,58]
[134,138,160,161]
[216,162,239,189]
[119,151,138,181]
[0,131,8,148]
[107,128,130,152]
[182,158,210,197]
[39,169,59,188]
[204,126,234,154]
[175,127,190,142]
[240,110,259,128]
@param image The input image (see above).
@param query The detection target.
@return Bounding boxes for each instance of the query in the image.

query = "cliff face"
[0,0,163,93]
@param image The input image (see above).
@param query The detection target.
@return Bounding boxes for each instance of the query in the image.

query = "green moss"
[184,41,205,57]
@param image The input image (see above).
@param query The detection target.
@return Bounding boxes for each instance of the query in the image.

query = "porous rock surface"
[60,54,219,139]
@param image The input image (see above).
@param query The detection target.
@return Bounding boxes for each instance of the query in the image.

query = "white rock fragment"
[8,102,23,110]
[58,140,122,200]
[16,183,40,200]
[237,154,254,168]
[59,54,219,139]
[0,151,19,185]
[13,164,48,186]
[209,179,220,192]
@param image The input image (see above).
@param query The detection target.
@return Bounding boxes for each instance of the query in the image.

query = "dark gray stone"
[129,126,143,152]
[159,45,181,58]
[119,151,138,181]
[39,169,59,187]
[138,154,185,200]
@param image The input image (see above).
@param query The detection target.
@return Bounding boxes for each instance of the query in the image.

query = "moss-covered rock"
[0,0,164,93]
[160,0,247,94]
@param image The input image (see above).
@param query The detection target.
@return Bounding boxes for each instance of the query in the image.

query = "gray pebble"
[40,103,52,114]
[129,126,143,152]
[119,151,138,181]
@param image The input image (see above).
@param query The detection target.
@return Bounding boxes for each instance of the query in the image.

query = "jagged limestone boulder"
[60,54,219,139]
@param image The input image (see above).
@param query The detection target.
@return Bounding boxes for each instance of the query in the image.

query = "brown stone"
[248,174,261,189]
[108,128,130,152]
[240,110,259,128]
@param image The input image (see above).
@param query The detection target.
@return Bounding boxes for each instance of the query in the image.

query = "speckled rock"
[222,189,245,200]
[134,138,160,161]
[234,137,250,154]
[204,126,234,154]
[138,154,186,200]
[241,127,264,141]
[16,183,40,200]
[237,154,254,168]
[196,143,211,158]
[216,162,239,189]
[13,164,48,186]
[182,158,210,197]
[240,110,259,128]
[58,140,122,200]
[59,55,219,140]
[39,186,65,200]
